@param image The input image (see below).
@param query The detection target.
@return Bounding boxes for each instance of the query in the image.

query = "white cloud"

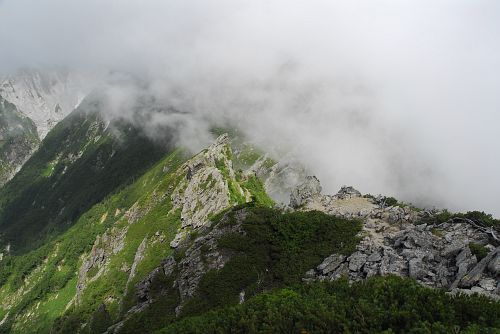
[1,0,500,215]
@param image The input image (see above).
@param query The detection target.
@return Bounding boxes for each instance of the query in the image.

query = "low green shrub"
[158,276,500,334]
[181,207,362,317]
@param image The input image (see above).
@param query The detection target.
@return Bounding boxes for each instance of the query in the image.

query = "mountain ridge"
[0,111,497,333]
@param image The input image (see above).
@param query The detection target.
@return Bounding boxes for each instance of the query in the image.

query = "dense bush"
[158,276,500,334]
[422,210,500,228]
[181,207,362,316]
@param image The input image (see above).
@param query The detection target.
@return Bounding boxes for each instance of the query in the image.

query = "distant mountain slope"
[0,115,497,333]
[0,68,85,139]
[0,68,88,186]
[0,96,172,254]
[0,97,39,184]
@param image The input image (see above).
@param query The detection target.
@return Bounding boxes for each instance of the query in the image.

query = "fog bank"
[1,0,500,215]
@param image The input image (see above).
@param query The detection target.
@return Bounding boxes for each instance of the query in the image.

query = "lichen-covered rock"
[459,247,499,288]
[317,254,346,275]
[76,226,128,302]
[488,250,500,276]
[169,134,250,246]
[289,175,322,208]
[334,186,362,200]
[127,208,249,320]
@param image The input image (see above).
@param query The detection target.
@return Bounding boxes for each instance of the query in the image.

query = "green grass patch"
[242,174,274,207]
[469,242,489,261]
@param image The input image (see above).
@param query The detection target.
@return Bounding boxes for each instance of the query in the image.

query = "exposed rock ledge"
[169,134,250,248]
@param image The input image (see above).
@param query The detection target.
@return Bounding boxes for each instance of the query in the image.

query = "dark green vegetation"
[0,97,39,185]
[158,276,500,334]
[115,206,362,334]
[421,210,500,230]
[382,196,400,207]
[0,98,172,253]
[469,242,490,261]
[0,148,187,334]
[182,206,362,317]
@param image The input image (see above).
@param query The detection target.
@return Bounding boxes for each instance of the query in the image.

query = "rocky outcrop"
[290,177,379,219]
[299,177,500,300]
[0,68,85,139]
[263,160,307,204]
[107,209,248,333]
[76,196,161,303]
[76,226,128,302]
[290,176,322,208]
[169,134,250,247]
[126,238,147,287]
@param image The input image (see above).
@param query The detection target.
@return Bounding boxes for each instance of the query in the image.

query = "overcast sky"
[1,0,500,215]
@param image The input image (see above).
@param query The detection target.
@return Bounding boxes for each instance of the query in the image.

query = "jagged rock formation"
[296,177,500,300]
[290,175,322,208]
[262,161,306,204]
[77,134,261,333]
[169,134,250,247]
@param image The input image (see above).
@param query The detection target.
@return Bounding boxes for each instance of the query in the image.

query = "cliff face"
[0,68,85,139]
[0,68,87,185]
[0,97,39,185]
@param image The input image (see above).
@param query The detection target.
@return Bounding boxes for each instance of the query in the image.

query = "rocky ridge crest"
[292,177,499,300]
[169,134,250,247]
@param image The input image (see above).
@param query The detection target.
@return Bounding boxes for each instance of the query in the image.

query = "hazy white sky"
[1,0,499,215]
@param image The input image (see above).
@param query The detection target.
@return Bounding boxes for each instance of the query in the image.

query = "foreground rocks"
[296,177,500,300]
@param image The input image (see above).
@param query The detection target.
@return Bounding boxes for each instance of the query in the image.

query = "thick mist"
[1,0,499,215]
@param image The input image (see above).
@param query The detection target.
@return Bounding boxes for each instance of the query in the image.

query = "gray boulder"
[290,176,322,208]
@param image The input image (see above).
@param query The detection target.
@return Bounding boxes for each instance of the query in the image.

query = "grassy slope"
[0,131,276,333]
[0,149,186,333]
[0,99,171,254]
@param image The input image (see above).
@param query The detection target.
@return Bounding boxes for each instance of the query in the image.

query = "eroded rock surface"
[169,134,250,246]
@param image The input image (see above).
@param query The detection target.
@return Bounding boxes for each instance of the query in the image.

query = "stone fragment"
[487,251,500,276]
[317,254,346,275]
[348,252,367,271]
[289,176,322,208]
[408,258,427,279]
[459,247,499,288]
